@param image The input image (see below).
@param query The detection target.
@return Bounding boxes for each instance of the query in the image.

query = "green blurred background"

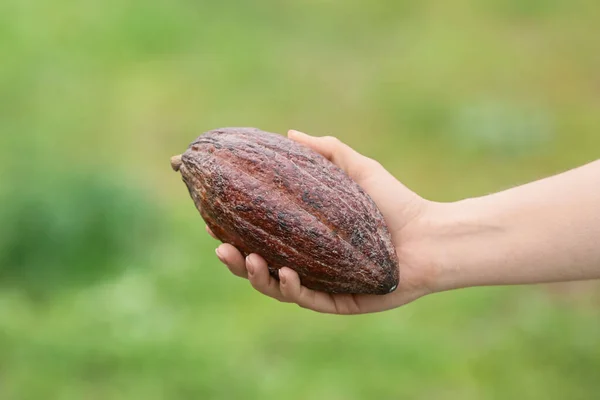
[1,0,599,398]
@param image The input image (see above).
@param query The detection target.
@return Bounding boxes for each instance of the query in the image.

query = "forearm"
[424,160,600,291]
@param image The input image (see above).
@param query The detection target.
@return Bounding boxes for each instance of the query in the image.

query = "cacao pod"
[171,128,399,294]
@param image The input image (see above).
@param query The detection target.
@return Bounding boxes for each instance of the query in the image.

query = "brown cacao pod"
[171,128,399,294]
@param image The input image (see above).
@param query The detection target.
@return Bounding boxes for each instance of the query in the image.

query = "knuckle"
[226,264,240,275]
[255,287,271,297]
[323,136,341,146]
[235,270,248,278]
[281,290,294,302]
[362,156,382,170]
[352,158,381,182]
[368,158,383,169]
[229,268,242,278]
[249,276,262,290]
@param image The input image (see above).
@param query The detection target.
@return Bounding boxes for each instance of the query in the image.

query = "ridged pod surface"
[172,128,399,294]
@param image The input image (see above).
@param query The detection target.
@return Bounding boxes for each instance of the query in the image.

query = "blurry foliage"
[451,101,554,157]
[0,0,599,398]
[478,0,565,18]
[0,170,164,298]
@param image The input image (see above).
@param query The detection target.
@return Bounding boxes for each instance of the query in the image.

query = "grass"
[1,0,599,398]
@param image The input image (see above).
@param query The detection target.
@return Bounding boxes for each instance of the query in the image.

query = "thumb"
[288,130,378,182]
[288,129,422,233]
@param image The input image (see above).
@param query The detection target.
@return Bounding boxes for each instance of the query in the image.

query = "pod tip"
[170,155,183,172]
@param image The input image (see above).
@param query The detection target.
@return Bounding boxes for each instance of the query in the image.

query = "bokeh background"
[1,0,599,398]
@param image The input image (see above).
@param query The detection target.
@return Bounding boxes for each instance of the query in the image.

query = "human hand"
[210,130,438,314]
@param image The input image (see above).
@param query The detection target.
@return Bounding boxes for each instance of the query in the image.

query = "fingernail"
[279,270,287,284]
[246,255,254,276]
[215,247,224,262]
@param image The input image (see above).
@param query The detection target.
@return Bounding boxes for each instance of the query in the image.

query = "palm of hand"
[212,131,432,314]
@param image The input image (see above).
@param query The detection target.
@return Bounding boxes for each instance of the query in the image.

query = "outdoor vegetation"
[1,0,599,398]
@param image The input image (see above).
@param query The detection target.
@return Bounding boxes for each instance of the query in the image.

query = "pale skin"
[209,130,600,315]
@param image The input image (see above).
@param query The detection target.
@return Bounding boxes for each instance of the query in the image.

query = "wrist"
[402,198,508,293]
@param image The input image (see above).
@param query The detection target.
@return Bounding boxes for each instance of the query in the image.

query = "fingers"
[211,227,372,312]
[213,243,333,308]
[215,243,247,278]
[288,130,380,181]
[278,267,339,314]
[215,244,285,301]
[214,247,377,314]
[278,267,408,314]
[246,254,285,301]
